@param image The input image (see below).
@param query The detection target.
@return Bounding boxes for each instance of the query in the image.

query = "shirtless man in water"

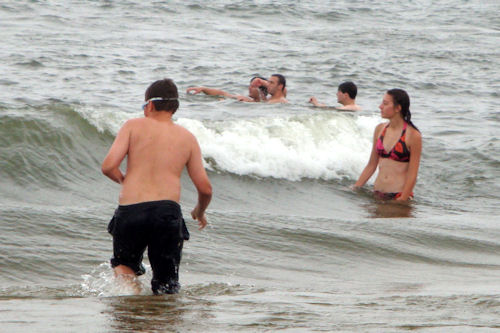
[309,81,361,111]
[102,78,212,295]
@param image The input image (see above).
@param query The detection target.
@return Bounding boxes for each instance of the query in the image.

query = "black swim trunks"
[107,200,190,294]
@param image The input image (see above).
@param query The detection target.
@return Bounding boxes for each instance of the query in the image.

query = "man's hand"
[309,96,318,105]
[236,95,254,102]
[309,96,326,107]
[191,205,207,230]
[186,87,204,94]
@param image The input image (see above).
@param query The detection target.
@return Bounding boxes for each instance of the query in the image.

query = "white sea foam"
[80,263,152,297]
[76,104,379,181]
[76,105,140,134]
[178,113,379,181]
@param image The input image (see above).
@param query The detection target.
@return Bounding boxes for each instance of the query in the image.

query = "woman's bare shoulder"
[407,125,422,142]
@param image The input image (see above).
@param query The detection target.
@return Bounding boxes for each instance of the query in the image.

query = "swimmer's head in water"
[145,78,179,113]
[271,74,286,92]
[250,76,268,96]
[248,76,268,101]
[338,81,357,99]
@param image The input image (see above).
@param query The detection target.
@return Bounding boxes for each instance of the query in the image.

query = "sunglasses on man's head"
[142,97,178,110]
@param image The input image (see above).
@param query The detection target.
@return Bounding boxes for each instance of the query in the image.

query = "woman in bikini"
[354,89,422,201]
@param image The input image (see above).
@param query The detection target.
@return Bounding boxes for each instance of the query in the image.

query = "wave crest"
[178,113,378,181]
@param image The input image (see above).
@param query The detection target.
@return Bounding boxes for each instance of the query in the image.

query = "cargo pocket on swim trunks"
[107,215,116,235]
[180,218,190,241]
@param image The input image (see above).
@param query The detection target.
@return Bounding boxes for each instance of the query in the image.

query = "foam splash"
[75,104,379,182]
[178,113,378,181]
[80,263,152,297]
[76,105,139,134]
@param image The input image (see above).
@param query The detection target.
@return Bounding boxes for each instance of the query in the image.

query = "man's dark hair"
[272,74,286,91]
[338,81,357,99]
[145,78,179,113]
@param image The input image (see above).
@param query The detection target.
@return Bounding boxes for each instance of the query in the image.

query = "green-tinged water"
[1,1,499,331]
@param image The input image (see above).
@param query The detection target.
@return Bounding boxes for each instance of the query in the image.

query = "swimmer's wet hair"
[338,81,357,99]
[145,78,179,113]
[387,88,419,132]
[250,76,268,95]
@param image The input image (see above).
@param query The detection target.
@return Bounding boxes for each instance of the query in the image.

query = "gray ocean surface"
[1,1,499,332]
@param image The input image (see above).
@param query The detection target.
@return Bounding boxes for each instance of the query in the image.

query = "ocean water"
[1,1,499,332]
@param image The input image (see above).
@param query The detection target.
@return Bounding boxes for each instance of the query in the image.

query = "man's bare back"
[117,116,200,204]
[102,110,211,208]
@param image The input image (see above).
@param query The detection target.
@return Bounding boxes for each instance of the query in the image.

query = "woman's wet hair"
[250,76,268,95]
[387,88,419,132]
[145,78,179,113]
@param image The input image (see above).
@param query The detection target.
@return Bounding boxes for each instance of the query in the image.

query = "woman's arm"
[354,124,382,188]
[396,128,422,201]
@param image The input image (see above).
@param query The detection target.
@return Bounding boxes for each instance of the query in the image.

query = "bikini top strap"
[401,122,408,138]
[379,123,390,139]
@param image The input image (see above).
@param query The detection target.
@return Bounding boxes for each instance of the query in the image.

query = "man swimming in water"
[309,81,361,111]
[186,76,269,102]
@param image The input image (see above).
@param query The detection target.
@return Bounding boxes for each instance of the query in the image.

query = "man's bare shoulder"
[173,123,198,141]
[267,97,288,104]
[172,123,201,154]
[337,104,362,111]
[114,118,142,134]
[122,117,198,143]
[122,117,147,127]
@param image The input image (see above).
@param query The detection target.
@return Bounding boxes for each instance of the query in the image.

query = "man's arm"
[236,95,257,102]
[250,78,269,89]
[186,136,212,229]
[187,86,235,98]
[101,120,132,184]
[309,97,327,107]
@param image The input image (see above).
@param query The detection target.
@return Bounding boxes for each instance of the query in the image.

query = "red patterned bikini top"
[376,122,410,163]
